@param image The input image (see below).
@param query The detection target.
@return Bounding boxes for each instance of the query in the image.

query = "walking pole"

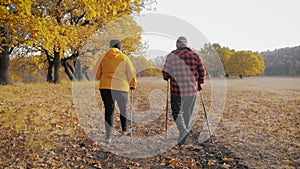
[165,80,169,139]
[130,89,133,142]
[199,91,213,143]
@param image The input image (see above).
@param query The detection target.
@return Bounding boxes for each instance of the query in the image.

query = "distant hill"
[262,46,300,76]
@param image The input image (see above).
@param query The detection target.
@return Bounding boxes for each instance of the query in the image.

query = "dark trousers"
[171,93,196,129]
[100,89,128,138]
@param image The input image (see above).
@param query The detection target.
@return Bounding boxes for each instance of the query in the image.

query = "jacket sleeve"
[162,54,171,81]
[95,59,102,81]
[197,55,206,84]
[126,57,137,88]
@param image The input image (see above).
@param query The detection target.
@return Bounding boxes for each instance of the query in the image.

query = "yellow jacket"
[96,48,136,92]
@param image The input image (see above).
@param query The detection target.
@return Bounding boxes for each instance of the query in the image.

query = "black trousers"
[100,89,128,138]
[171,93,196,129]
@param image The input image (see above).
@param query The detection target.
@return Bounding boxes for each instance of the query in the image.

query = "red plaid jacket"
[162,47,205,97]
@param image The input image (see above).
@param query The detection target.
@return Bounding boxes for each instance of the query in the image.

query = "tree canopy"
[262,46,300,76]
[199,43,265,77]
[0,0,34,84]
[1,0,155,84]
[226,51,264,76]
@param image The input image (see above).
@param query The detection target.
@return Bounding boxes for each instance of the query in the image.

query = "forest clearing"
[0,77,299,168]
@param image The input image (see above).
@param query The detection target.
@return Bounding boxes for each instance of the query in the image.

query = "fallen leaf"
[222,158,234,162]
[207,160,214,166]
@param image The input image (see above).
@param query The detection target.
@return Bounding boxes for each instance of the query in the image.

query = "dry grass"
[0,77,299,168]
[216,77,300,168]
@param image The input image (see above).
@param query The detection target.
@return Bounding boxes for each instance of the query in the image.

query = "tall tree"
[30,0,146,83]
[215,45,231,75]
[0,0,33,84]
[153,55,166,68]
[9,53,46,83]
[81,15,145,81]
[200,43,224,77]
[227,51,264,76]
[200,43,265,77]
[263,46,300,76]
[1,0,154,84]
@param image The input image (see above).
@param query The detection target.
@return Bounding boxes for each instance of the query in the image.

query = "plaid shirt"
[162,47,205,97]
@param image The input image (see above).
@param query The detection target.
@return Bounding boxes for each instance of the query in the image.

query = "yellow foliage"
[226,50,265,75]
[0,0,33,52]
[2,0,156,83]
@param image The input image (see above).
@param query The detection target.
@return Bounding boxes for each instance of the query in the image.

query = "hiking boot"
[178,130,189,146]
[105,136,112,143]
[122,130,130,136]
[173,113,189,146]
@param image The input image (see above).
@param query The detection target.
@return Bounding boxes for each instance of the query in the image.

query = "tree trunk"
[60,51,79,81]
[74,59,82,81]
[47,63,54,82]
[53,51,60,83]
[0,46,10,85]
[82,66,91,81]
[62,61,74,81]
[46,54,54,82]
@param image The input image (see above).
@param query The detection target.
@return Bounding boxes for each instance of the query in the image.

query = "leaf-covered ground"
[216,77,300,168]
[0,77,299,168]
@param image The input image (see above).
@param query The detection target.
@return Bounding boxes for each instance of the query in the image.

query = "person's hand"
[130,86,136,90]
[197,83,202,91]
[163,77,169,81]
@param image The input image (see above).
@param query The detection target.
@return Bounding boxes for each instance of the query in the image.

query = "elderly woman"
[96,40,136,142]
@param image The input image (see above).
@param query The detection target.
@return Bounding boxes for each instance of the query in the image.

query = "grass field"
[216,77,300,168]
[0,77,299,168]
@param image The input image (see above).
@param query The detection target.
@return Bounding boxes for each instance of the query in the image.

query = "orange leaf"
[208,160,214,166]
[222,158,234,162]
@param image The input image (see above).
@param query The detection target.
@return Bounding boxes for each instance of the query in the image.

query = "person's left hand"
[130,86,136,90]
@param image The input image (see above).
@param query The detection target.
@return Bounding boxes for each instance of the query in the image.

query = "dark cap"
[176,36,188,45]
[110,40,121,50]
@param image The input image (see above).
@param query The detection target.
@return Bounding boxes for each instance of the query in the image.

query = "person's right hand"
[197,83,202,91]
[130,86,136,90]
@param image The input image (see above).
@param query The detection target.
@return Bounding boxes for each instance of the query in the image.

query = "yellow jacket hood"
[96,48,137,92]
[105,48,124,59]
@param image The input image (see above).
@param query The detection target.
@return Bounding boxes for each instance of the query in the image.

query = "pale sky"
[136,0,300,58]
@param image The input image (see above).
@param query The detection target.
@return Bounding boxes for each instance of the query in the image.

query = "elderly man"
[162,36,206,146]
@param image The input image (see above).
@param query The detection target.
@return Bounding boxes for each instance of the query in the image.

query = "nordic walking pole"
[165,80,169,139]
[199,91,213,143]
[130,89,133,142]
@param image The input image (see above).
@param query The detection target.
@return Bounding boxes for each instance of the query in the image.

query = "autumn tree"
[132,56,160,77]
[152,55,166,68]
[199,43,224,77]
[0,0,33,84]
[84,15,146,81]
[214,45,232,75]
[1,0,154,84]
[199,43,265,77]
[9,53,46,83]
[263,46,300,76]
[227,51,265,76]
[29,0,148,83]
